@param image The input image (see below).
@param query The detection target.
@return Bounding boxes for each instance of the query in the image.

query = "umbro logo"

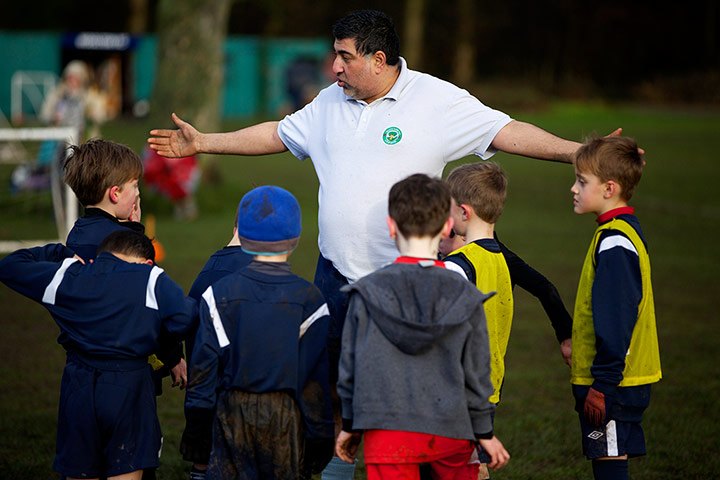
[587,431,604,440]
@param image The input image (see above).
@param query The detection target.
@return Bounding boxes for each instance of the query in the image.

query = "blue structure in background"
[0,31,329,121]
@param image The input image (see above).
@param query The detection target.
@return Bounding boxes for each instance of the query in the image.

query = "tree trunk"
[151,0,232,134]
[403,0,426,69]
[452,0,476,86]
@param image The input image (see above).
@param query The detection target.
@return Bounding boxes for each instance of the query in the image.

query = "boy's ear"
[604,180,618,198]
[386,216,398,239]
[460,203,471,221]
[109,185,120,204]
[143,259,154,266]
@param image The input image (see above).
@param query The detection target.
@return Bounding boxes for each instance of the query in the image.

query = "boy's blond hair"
[573,136,643,201]
[63,140,143,206]
[446,161,507,224]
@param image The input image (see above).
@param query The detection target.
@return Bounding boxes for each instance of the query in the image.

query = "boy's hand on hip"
[584,387,606,426]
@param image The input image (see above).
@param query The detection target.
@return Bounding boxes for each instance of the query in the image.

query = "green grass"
[1,102,718,479]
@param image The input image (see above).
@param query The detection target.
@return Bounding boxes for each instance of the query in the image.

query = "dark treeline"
[2,0,718,102]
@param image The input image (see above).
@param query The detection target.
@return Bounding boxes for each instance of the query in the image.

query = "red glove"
[583,387,606,426]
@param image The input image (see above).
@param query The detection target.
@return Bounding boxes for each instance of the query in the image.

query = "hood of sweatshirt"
[344,263,494,355]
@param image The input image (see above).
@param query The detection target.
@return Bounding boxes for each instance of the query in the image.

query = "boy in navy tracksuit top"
[184,186,334,480]
[570,137,661,480]
[63,139,186,391]
[0,230,196,480]
[335,174,510,480]
[181,204,252,479]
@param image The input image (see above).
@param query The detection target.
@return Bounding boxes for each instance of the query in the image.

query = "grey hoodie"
[337,261,496,440]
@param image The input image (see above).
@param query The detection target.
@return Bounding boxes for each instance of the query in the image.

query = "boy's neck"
[253,252,291,263]
[595,199,628,218]
[395,232,442,259]
[462,218,495,243]
[86,202,120,220]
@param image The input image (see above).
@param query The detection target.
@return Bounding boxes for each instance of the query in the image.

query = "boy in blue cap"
[184,185,335,480]
[0,230,197,480]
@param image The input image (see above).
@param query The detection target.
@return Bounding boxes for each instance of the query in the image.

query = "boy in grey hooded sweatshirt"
[335,174,510,480]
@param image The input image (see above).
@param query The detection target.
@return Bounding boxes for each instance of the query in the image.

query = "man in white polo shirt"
[148,10,588,283]
[149,9,620,478]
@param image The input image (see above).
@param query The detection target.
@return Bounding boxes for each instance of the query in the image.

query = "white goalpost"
[0,126,80,253]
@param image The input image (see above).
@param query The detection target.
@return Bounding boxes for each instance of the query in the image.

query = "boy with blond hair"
[63,139,184,480]
[63,139,145,261]
[444,162,514,410]
[570,136,661,480]
[335,174,509,479]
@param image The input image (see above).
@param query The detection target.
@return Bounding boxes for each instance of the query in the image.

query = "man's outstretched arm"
[147,113,287,157]
[492,122,637,164]
[491,120,582,164]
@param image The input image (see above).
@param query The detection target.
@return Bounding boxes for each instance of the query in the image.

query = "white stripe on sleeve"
[606,420,619,457]
[42,258,79,305]
[145,266,165,310]
[598,235,637,256]
[202,286,230,348]
[444,261,469,281]
[299,303,329,339]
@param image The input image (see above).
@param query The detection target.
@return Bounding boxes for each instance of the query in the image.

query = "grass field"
[1,102,719,479]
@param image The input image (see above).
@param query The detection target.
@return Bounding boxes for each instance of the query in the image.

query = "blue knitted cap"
[236,185,301,255]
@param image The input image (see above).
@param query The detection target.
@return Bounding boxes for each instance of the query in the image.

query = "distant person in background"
[142,145,200,220]
[40,60,91,136]
[11,60,95,195]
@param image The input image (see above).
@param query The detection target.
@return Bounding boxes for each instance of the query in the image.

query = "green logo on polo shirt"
[382,127,402,145]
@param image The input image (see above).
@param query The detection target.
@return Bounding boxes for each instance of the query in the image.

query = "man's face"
[332,38,378,102]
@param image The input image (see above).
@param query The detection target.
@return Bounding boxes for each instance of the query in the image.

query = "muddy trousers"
[207,389,304,480]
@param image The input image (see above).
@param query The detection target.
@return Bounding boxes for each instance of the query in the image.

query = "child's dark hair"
[446,161,507,224]
[573,136,643,201]
[98,230,155,262]
[63,139,143,206]
[388,174,451,238]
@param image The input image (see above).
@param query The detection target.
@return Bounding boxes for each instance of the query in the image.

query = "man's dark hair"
[389,174,451,238]
[98,230,155,262]
[333,10,400,66]
[63,139,143,207]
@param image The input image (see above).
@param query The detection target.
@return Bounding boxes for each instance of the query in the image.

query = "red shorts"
[363,430,478,480]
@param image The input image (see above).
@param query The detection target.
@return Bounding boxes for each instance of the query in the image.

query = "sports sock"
[190,465,207,480]
[592,458,629,480]
[321,456,356,480]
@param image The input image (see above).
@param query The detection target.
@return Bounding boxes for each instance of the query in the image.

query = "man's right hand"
[148,113,200,158]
